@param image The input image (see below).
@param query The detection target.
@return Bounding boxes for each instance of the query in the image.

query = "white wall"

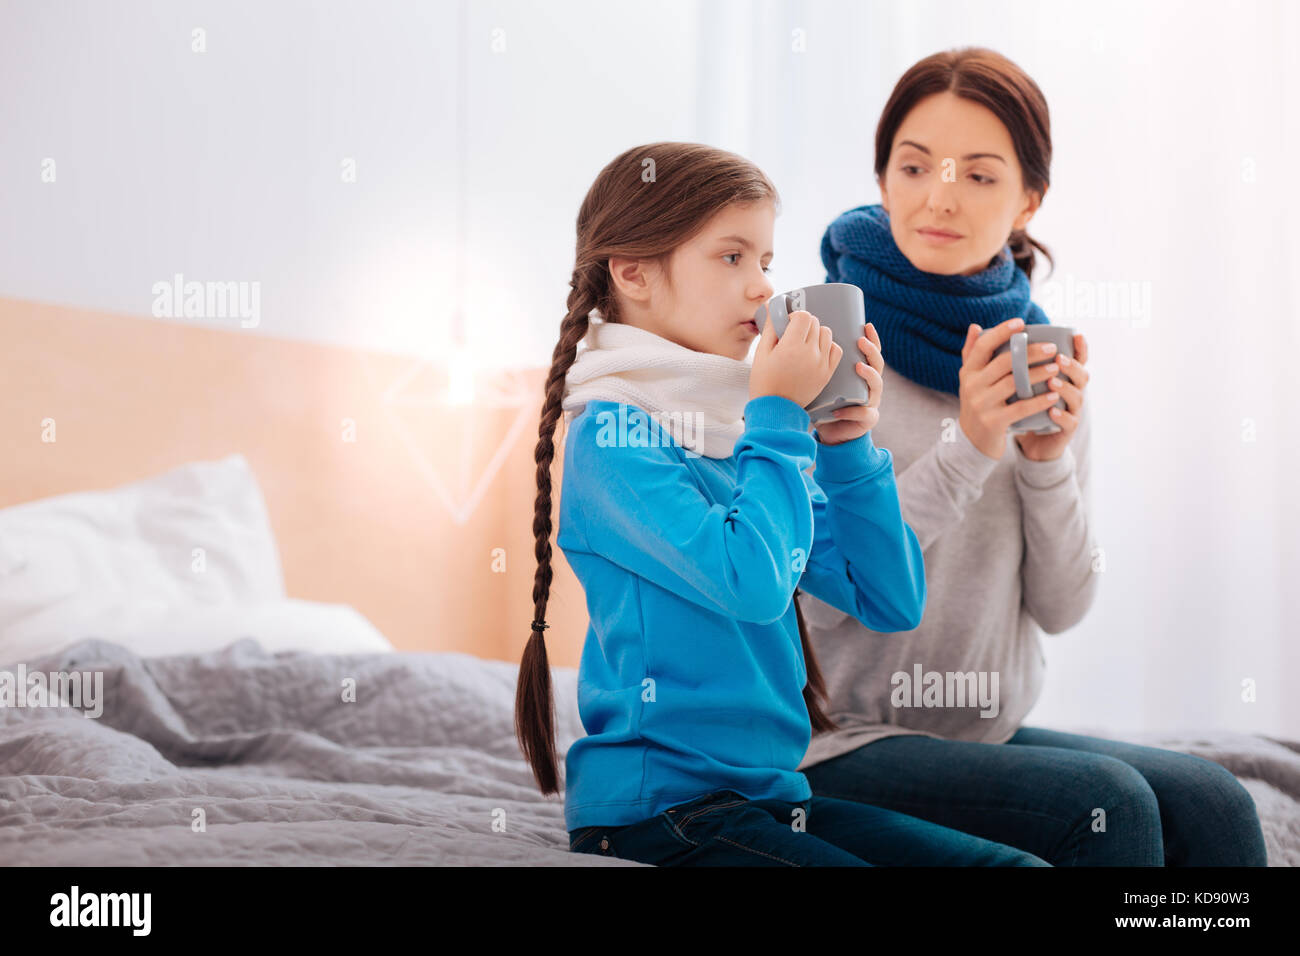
[2,0,1296,737]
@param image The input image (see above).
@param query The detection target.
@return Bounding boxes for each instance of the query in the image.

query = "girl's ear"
[608,256,652,305]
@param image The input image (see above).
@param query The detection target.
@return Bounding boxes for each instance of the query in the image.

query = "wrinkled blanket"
[0,640,1294,865]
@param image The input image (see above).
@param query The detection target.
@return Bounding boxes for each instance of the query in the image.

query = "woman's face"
[878,91,1042,277]
[609,199,775,361]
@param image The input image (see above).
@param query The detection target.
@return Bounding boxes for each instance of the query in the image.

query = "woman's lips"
[918,228,962,245]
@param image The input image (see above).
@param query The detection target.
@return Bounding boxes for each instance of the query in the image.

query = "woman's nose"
[928,180,957,215]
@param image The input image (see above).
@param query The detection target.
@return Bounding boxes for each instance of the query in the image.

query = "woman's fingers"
[1057,354,1090,389]
[970,342,1059,393]
[998,387,1065,429]
[1049,378,1083,413]
[986,360,1060,406]
[961,323,978,362]
[1049,406,1079,431]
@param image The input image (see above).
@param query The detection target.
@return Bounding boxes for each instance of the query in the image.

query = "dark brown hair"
[514,141,839,796]
[875,47,1054,280]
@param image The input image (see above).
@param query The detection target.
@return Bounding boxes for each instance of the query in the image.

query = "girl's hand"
[1014,331,1090,461]
[958,317,1068,460]
[815,322,884,445]
[749,309,842,408]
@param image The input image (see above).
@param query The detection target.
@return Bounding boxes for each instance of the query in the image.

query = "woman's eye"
[904,164,992,184]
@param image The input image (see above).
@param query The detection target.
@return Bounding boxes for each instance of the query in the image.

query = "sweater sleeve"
[569,396,817,625]
[797,431,927,631]
[894,418,1001,552]
[1012,398,1099,634]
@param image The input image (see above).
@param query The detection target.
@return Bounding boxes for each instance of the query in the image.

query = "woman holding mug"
[799,47,1267,865]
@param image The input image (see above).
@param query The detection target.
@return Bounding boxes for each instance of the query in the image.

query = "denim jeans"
[569,789,1050,866]
[801,725,1269,866]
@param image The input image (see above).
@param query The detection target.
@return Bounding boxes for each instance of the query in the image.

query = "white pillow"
[0,599,394,668]
[0,454,285,657]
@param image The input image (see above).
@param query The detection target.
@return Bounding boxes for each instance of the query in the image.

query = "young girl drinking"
[797,47,1267,866]
[514,141,1049,866]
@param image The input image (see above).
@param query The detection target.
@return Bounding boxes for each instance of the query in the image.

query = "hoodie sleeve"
[796,431,927,632]
[567,396,818,625]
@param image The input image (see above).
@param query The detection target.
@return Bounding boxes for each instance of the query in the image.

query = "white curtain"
[690,0,1299,738]
[2,0,1294,735]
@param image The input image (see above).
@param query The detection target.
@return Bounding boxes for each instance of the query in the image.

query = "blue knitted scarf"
[820,203,1050,395]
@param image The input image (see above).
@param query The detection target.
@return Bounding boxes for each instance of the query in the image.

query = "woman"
[797,47,1267,866]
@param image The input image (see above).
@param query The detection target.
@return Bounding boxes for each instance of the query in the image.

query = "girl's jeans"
[569,726,1267,866]
[569,792,1048,866]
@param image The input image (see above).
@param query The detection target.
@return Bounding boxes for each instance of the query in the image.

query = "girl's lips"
[742,320,759,335]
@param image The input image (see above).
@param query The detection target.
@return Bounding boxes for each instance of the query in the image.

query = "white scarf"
[561,319,753,459]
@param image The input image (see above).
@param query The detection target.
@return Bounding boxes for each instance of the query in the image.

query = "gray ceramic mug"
[985,324,1076,434]
[753,282,870,425]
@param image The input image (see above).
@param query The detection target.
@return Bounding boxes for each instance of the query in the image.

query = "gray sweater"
[797,358,1098,770]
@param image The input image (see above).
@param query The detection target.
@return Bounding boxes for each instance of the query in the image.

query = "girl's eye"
[724,253,772,273]
[901,165,924,176]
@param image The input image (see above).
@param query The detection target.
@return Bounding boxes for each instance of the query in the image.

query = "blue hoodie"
[558,395,926,831]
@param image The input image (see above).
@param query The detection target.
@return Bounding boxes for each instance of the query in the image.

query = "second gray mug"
[985,324,1076,434]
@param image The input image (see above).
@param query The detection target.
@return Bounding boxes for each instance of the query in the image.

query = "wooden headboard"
[0,296,588,666]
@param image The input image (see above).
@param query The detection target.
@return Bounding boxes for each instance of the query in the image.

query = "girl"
[798,47,1268,866]
[513,141,1049,866]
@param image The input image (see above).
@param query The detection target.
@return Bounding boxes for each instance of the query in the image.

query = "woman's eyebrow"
[897,139,1007,165]
[716,235,773,257]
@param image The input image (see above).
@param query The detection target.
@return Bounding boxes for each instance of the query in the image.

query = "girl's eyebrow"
[898,139,1007,165]
[716,235,774,257]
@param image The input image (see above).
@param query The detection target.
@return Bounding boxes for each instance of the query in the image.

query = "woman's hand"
[815,322,884,445]
[957,317,1071,460]
[1014,331,1090,461]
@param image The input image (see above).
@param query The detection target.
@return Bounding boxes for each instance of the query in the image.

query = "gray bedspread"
[1,639,1295,865]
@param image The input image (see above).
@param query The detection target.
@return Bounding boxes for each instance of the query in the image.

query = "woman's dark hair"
[515,141,839,796]
[874,47,1054,280]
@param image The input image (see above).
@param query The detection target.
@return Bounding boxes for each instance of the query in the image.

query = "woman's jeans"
[801,726,1269,866]
[569,791,1050,866]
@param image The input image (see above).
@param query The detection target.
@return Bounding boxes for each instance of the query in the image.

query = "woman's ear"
[1014,188,1044,231]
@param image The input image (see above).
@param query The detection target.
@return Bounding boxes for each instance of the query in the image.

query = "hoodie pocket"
[705,710,778,769]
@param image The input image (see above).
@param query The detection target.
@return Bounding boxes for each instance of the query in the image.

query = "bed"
[1,300,1295,867]
[2,634,1297,866]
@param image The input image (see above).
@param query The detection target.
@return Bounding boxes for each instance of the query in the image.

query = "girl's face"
[878,91,1042,277]
[608,199,775,361]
